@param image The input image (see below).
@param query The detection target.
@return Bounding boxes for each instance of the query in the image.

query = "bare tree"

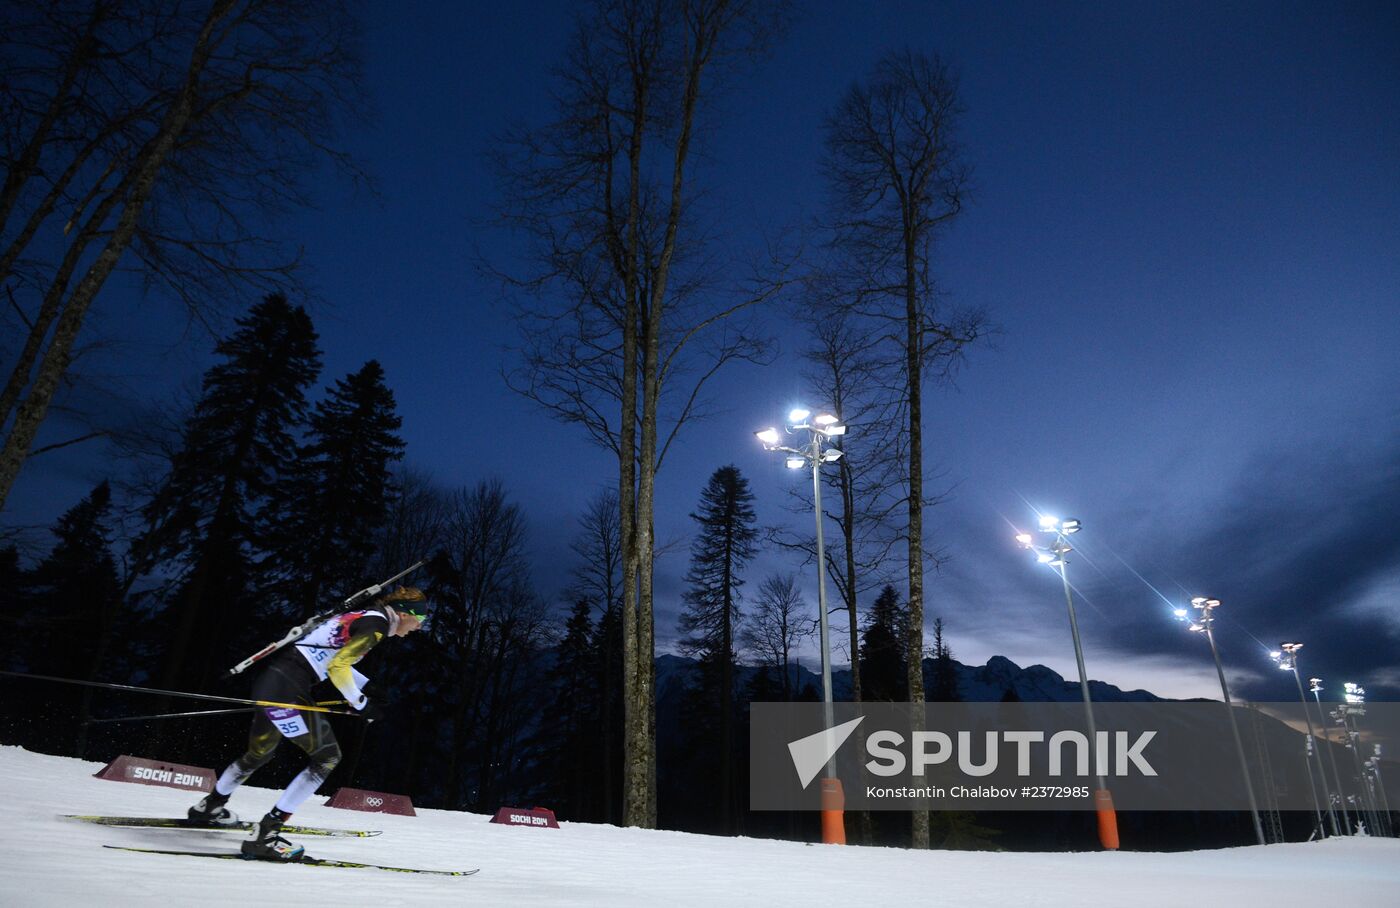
[495,0,789,828]
[366,466,450,584]
[769,301,906,703]
[431,479,535,809]
[0,0,365,508]
[739,573,813,701]
[822,50,988,848]
[567,486,624,819]
[569,487,622,615]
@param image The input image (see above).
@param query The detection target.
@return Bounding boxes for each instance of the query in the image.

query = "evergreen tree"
[929,809,1002,850]
[534,599,599,819]
[133,293,321,695]
[9,483,122,753]
[592,599,625,824]
[860,584,908,701]
[930,616,960,702]
[0,544,24,672]
[677,464,758,834]
[268,360,405,615]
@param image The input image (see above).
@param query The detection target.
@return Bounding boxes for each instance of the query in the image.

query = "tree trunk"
[904,222,929,850]
[840,462,862,703]
[721,524,733,833]
[618,189,645,825]
[633,496,658,827]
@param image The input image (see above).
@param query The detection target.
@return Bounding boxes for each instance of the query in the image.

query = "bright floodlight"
[788,408,811,423]
[1310,678,1323,692]
[1061,519,1081,534]
[1344,683,1365,704]
[755,427,781,445]
[1015,533,1034,545]
[821,448,844,463]
[1189,622,1205,633]
[784,455,805,470]
[822,424,847,436]
[1173,608,1188,618]
[814,414,838,425]
[1191,597,1207,607]
[1269,651,1282,659]
[1036,552,1055,564]
[1039,514,1059,530]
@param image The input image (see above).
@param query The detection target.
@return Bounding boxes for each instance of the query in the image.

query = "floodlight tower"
[1186,597,1266,845]
[1016,515,1119,850]
[756,407,847,844]
[1272,643,1336,836]
[1337,683,1380,835]
[1311,678,1353,835]
[1366,745,1393,837]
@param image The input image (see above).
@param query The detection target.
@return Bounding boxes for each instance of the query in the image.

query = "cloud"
[914,420,1400,703]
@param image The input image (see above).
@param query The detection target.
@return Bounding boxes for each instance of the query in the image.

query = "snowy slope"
[1,745,1397,907]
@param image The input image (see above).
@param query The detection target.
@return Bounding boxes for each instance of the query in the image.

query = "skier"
[188,585,428,860]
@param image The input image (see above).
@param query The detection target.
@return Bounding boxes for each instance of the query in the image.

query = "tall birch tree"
[496,0,788,827]
[822,50,987,848]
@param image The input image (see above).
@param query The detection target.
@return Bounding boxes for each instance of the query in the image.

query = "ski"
[104,844,478,876]
[65,815,381,837]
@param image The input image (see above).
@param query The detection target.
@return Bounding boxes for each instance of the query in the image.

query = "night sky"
[7,1,1398,703]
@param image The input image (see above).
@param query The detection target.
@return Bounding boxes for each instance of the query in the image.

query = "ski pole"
[84,707,257,725]
[85,698,346,724]
[0,670,364,717]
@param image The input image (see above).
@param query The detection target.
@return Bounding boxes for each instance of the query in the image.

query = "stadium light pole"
[1272,643,1336,837]
[1367,745,1393,837]
[756,407,848,844]
[1311,678,1353,835]
[1016,516,1119,850]
[1338,684,1380,835]
[1186,597,1266,845]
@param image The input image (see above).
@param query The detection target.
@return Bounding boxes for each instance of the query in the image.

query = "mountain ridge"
[654,651,1165,704]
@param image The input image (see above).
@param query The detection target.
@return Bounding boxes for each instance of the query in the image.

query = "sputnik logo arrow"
[787,716,864,788]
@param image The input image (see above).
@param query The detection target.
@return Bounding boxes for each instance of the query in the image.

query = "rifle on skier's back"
[224,560,426,679]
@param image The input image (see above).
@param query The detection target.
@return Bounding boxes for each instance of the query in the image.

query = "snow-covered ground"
[1,746,1397,907]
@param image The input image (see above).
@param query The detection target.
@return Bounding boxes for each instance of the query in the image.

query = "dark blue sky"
[9,1,1399,701]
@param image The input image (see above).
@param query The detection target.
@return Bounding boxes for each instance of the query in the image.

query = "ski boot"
[241,809,304,862]
[187,791,239,827]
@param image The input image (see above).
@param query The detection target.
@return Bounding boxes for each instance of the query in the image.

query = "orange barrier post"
[1094,788,1120,850]
[820,778,846,844]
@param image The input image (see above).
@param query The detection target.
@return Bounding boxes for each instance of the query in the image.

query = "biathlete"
[188,585,428,860]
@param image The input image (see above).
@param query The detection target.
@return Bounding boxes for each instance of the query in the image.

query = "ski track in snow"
[1,746,1397,907]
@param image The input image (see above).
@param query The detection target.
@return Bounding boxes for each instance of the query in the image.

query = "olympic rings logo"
[364,796,385,807]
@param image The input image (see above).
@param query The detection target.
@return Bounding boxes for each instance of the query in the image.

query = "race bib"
[265,706,309,738]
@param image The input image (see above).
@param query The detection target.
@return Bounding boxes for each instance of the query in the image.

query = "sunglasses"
[398,606,430,628]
